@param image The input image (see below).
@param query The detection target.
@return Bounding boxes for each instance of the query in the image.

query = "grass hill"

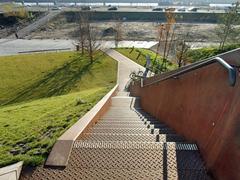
[0,51,117,167]
[0,52,116,105]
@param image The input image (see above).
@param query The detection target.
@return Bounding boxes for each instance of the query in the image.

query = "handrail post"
[140,78,144,87]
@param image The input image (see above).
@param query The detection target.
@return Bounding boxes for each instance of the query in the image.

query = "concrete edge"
[45,84,119,167]
[0,161,23,180]
[18,48,71,54]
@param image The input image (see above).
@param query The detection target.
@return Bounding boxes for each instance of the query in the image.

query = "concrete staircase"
[21,92,209,179]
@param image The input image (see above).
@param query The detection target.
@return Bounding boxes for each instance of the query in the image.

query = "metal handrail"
[214,57,236,86]
[142,56,237,87]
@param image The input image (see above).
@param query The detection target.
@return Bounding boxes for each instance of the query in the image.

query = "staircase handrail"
[142,57,237,87]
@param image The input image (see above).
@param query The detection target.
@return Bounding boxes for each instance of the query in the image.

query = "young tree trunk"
[77,12,97,64]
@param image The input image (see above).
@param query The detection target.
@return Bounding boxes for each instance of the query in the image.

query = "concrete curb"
[18,48,71,54]
[45,84,119,167]
[0,161,23,180]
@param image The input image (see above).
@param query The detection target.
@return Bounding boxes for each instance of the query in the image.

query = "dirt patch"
[0,12,43,38]
[25,13,220,42]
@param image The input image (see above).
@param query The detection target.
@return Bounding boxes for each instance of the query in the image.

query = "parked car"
[177,7,186,12]
[108,6,118,11]
[152,7,163,11]
[81,6,91,11]
[188,7,198,12]
[51,6,61,10]
[165,7,176,11]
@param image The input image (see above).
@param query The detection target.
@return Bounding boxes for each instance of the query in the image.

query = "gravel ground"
[27,14,220,43]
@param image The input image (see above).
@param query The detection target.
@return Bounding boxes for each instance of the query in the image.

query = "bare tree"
[158,10,176,72]
[114,18,123,48]
[154,24,165,62]
[85,17,98,63]
[175,36,190,68]
[76,12,98,63]
[216,2,240,50]
[77,12,87,54]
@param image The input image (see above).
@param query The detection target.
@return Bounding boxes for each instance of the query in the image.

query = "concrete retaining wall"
[46,84,119,167]
[63,11,234,23]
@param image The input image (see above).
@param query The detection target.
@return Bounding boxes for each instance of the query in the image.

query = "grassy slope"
[0,51,117,167]
[0,52,116,105]
[187,44,240,63]
[0,52,75,105]
[116,48,176,71]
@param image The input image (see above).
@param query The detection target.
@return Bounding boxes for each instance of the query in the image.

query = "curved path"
[104,49,145,91]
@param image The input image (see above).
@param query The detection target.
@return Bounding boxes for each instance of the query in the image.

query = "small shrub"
[75,98,86,106]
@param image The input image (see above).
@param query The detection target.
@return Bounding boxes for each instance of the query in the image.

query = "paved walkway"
[104,49,145,91]
[0,39,157,56]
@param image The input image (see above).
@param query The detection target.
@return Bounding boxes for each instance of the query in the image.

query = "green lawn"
[187,44,240,63]
[0,51,116,105]
[0,52,74,105]
[116,48,177,72]
[0,51,117,167]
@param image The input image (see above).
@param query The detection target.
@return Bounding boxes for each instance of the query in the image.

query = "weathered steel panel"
[130,49,240,180]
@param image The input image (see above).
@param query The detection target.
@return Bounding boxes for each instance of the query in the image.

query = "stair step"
[137,114,156,118]
[102,112,140,117]
[99,117,163,124]
[22,167,209,180]
[100,117,144,121]
[111,97,133,107]
[72,141,206,175]
[93,123,147,129]
[80,133,158,142]
[99,119,144,123]
[106,108,135,112]
[95,120,169,128]
[104,112,139,116]
[92,126,173,131]
[108,107,134,110]
[98,120,145,124]
[73,141,198,150]
[79,133,186,142]
[86,127,175,135]
[93,122,170,130]
[116,91,130,96]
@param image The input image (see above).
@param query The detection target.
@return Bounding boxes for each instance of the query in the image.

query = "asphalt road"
[26,6,226,13]
[0,38,218,56]
[0,39,158,56]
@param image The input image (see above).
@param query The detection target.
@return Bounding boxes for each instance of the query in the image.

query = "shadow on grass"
[4,55,97,106]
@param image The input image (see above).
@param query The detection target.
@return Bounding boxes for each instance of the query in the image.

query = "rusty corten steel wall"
[130,49,240,180]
